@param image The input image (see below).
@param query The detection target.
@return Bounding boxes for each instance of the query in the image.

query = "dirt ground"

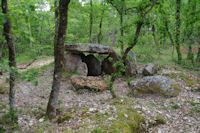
[0,59,200,133]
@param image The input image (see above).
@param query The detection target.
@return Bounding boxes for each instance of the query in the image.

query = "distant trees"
[1,0,17,119]
[46,0,71,119]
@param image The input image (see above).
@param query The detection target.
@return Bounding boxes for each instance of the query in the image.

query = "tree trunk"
[175,0,182,64]
[152,24,160,55]
[122,0,157,61]
[112,29,116,46]
[122,22,143,61]
[97,8,104,44]
[28,15,32,48]
[163,32,166,47]
[186,0,196,63]
[120,0,125,55]
[89,0,93,43]
[46,0,70,119]
[120,12,124,55]
[0,41,6,75]
[1,0,17,114]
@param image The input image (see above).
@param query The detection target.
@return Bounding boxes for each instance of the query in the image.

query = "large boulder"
[65,43,114,54]
[71,76,110,91]
[130,76,181,97]
[82,55,101,76]
[143,63,157,76]
[63,53,88,76]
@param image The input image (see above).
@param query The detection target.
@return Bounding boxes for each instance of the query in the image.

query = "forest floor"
[0,58,200,133]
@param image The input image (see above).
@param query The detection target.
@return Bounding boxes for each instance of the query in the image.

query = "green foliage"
[171,104,180,109]
[0,111,19,132]
[155,115,166,125]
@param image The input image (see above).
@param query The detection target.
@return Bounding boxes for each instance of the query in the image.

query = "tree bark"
[46,0,71,119]
[152,24,160,55]
[89,0,93,43]
[1,0,17,113]
[122,21,143,61]
[28,15,32,48]
[122,0,157,61]
[112,29,116,46]
[175,0,182,64]
[97,8,104,44]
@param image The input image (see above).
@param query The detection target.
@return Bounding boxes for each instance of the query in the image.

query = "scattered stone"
[143,63,157,76]
[88,108,96,112]
[130,76,181,97]
[39,118,44,123]
[64,53,88,76]
[71,76,110,91]
[29,120,34,126]
[108,117,114,121]
[124,113,128,118]
[83,55,101,76]
[65,43,115,54]
[166,114,171,119]
[99,110,105,114]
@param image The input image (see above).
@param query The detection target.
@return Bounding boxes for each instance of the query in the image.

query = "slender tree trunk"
[46,0,71,119]
[1,0,17,114]
[120,0,125,55]
[122,0,157,61]
[163,32,166,47]
[54,0,58,41]
[120,13,124,54]
[28,15,32,48]
[97,9,104,44]
[0,41,6,75]
[89,0,93,43]
[175,0,182,64]
[122,22,143,61]
[112,29,116,46]
[186,0,196,63]
[152,24,160,55]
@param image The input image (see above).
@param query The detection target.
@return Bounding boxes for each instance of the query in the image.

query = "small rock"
[124,114,128,118]
[183,117,188,121]
[143,63,157,76]
[157,129,162,133]
[99,110,105,114]
[108,117,114,120]
[29,120,34,126]
[88,108,96,112]
[39,118,44,122]
[166,114,171,119]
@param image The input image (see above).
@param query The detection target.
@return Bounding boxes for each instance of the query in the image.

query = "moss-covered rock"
[130,76,181,97]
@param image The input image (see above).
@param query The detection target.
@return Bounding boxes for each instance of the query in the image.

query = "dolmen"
[64,43,137,90]
[64,43,137,77]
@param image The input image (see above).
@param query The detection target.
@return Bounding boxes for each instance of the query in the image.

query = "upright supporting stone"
[63,53,88,76]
